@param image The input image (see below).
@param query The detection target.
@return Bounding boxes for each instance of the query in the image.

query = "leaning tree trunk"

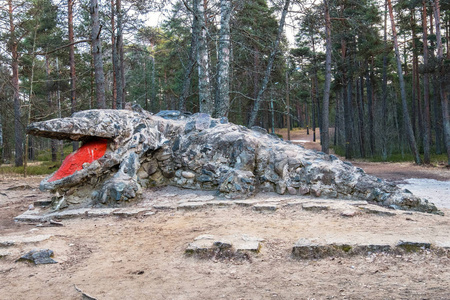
[387,0,421,164]
[433,0,450,165]
[196,0,213,115]
[321,0,331,154]
[214,0,232,118]
[90,0,106,109]
[248,0,290,127]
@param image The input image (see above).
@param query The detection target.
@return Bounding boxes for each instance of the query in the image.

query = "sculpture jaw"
[48,138,108,182]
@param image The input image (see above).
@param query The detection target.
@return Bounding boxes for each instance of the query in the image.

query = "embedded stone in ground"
[16,249,57,265]
[301,203,331,212]
[396,240,432,252]
[177,202,207,210]
[112,208,152,217]
[0,234,53,247]
[291,238,437,259]
[253,203,278,212]
[186,234,263,258]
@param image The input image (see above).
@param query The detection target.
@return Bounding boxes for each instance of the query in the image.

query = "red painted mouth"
[48,138,108,182]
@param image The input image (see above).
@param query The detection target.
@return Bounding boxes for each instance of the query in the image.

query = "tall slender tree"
[422,0,431,164]
[321,0,331,154]
[196,0,213,114]
[387,0,421,164]
[90,0,106,108]
[214,0,232,117]
[432,0,450,165]
[248,0,290,127]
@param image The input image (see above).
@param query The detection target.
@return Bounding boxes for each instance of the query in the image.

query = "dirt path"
[1,135,450,299]
[277,128,450,183]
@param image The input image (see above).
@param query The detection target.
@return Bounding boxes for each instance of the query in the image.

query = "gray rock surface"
[16,249,57,265]
[27,106,440,214]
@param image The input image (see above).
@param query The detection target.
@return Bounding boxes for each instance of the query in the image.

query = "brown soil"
[1,133,450,299]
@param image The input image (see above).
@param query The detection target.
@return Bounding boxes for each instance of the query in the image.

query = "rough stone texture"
[0,235,53,247]
[292,238,438,259]
[302,203,331,212]
[27,106,440,214]
[16,249,57,265]
[186,234,263,258]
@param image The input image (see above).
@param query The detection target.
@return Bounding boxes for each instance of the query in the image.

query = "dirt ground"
[1,130,450,299]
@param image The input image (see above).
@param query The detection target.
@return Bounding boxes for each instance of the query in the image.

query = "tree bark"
[68,0,79,151]
[433,0,450,165]
[195,0,213,114]
[248,0,290,127]
[115,0,125,108]
[179,1,199,112]
[215,0,232,118]
[9,0,23,167]
[387,0,421,164]
[366,65,375,156]
[357,76,366,157]
[422,0,431,164]
[321,0,331,154]
[111,0,117,109]
[90,0,106,109]
[381,0,388,160]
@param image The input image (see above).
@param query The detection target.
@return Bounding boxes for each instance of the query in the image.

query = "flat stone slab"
[86,208,117,217]
[357,204,397,216]
[186,234,264,257]
[112,208,152,216]
[152,203,176,210]
[253,203,278,211]
[232,200,261,207]
[177,202,207,210]
[0,234,53,248]
[292,237,444,259]
[205,201,233,207]
[14,212,46,223]
[302,203,331,212]
[48,208,91,219]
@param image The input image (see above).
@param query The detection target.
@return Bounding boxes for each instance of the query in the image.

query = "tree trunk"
[357,76,366,157]
[111,0,117,109]
[215,0,232,118]
[179,1,199,112]
[381,0,388,160]
[90,0,106,109]
[9,0,23,167]
[46,56,58,162]
[433,0,450,165]
[366,63,375,156]
[422,0,431,164]
[248,0,290,127]
[195,0,213,114]
[321,0,331,154]
[387,0,421,164]
[116,0,125,108]
[69,0,79,151]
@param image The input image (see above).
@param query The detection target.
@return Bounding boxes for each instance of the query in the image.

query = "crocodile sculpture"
[27,105,440,214]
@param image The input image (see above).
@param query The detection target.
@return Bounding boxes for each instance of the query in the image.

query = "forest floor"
[1,129,450,299]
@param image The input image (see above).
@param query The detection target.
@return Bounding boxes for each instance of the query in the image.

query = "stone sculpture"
[27,105,440,214]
